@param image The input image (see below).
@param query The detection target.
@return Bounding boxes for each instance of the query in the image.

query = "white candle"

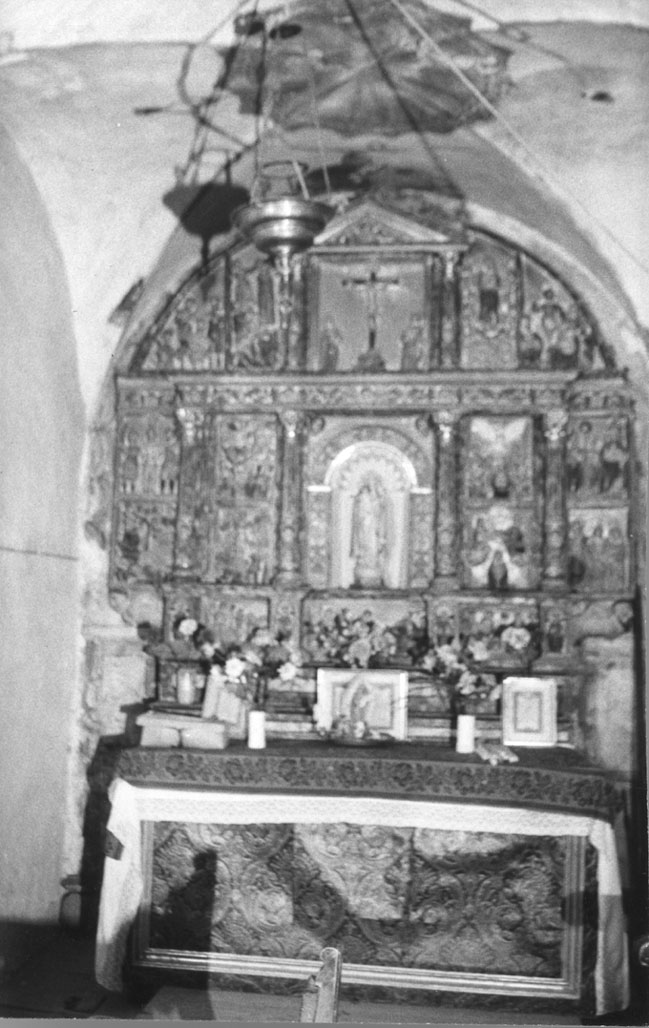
[176,669,195,705]
[456,713,476,754]
[248,709,266,749]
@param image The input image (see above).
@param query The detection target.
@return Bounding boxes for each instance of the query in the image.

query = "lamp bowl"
[232,197,333,258]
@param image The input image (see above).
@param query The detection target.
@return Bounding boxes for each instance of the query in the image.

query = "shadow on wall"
[163,182,250,265]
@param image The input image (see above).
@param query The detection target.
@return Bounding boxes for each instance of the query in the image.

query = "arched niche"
[318,441,421,589]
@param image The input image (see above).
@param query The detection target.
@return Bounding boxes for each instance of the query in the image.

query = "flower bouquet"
[302,608,427,668]
[418,643,500,715]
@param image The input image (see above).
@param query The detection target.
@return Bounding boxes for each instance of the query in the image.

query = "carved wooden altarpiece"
[110,191,635,738]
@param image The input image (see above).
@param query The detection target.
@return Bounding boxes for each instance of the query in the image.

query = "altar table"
[95,742,628,1017]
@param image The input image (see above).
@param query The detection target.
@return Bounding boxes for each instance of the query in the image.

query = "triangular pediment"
[315,198,454,248]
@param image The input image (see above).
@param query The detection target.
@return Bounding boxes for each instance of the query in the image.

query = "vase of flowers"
[164,621,302,739]
[418,643,500,753]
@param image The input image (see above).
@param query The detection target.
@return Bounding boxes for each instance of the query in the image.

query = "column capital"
[174,404,204,445]
[279,409,304,440]
[544,409,568,446]
[433,409,459,445]
[443,251,459,282]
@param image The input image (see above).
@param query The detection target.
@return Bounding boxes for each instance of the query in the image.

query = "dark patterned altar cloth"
[115,741,620,822]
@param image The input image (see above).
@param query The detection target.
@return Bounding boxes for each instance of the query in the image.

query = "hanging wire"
[383,0,649,280]
[300,22,332,198]
[171,0,263,184]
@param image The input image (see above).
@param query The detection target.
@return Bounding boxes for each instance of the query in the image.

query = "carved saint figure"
[399,314,426,371]
[319,318,342,372]
[598,419,628,493]
[350,475,390,587]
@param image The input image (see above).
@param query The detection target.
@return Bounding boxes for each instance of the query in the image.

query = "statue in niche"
[467,517,491,567]
[350,475,390,588]
[319,318,342,372]
[479,285,499,326]
[567,519,587,589]
[599,419,628,493]
[491,466,512,500]
[399,314,426,371]
[487,549,508,591]
[518,313,544,369]
[584,521,607,587]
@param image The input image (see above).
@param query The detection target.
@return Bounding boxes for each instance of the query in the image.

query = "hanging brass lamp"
[232,160,332,282]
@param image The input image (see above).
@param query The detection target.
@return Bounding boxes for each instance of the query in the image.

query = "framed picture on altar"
[502,676,557,747]
[315,668,408,740]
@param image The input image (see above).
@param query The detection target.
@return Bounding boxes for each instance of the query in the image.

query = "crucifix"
[342,263,400,353]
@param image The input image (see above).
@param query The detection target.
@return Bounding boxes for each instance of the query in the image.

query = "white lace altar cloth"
[95,781,628,1015]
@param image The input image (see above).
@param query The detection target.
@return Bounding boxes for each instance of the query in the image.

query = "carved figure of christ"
[342,264,400,353]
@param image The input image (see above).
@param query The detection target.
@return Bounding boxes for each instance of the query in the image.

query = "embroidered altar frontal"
[148,819,579,982]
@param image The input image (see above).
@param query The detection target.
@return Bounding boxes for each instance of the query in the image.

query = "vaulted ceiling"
[1,1,647,411]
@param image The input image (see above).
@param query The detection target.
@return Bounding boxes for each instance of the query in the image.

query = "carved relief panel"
[228,248,281,371]
[519,255,611,372]
[140,264,228,373]
[207,415,279,586]
[565,380,632,594]
[310,256,430,372]
[460,416,541,590]
[459,237,519,369]
[164,588,271,649]
[111,409,180,583]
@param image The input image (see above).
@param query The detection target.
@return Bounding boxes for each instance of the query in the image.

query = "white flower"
[225,656,247,680]
[468,640,490,663]
[501,626,531,651]
[177,617,198,638]
[457,670,478,695]
[278,661,297,682]
[288,648,303,667]
[200,642,216,659]
[437,644,462,668]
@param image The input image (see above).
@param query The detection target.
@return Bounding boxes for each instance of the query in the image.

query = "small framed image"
[502,676,557,747]
[315,669,408,740]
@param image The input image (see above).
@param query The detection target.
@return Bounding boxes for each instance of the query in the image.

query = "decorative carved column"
[543,409,568,590]
[286,255,308,371]
[173,402,209,577]
[276,409,304,586]
[433,409,460,590]
[440,253,459,368]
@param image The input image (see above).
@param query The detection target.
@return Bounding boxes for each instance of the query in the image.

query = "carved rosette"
[276,410,305,586]
[433,410,459,588]
[543,410,568,588]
